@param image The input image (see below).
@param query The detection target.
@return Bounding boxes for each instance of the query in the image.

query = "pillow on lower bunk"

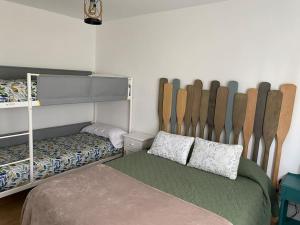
[147,131,194,165]
[187,138,243,180]
[81,123,127,149]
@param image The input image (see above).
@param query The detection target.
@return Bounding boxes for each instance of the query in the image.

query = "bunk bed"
[0,66,133,198]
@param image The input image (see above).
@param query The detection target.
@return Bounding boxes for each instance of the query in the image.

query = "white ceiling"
[6,0,227,21]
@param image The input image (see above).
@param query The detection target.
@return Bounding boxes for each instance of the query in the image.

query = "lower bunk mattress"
[0,132,122,192]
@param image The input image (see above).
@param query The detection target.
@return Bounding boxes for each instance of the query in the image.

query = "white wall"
[95,0,300,178]
[0,1,95,134]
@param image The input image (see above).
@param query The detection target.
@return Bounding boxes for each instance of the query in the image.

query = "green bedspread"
[107,150,276,225]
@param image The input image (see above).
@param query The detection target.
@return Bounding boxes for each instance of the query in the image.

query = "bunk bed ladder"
[0,73,36,185]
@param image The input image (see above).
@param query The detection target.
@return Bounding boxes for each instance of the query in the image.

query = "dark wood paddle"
[170,79,180,134]
[191,80,203,137]
[158,78,168,130]
[225,81,238,144]
[262,90,283,172]
[232,93,248,144]
[214,87,229,142]
[199,90,209,139]
[185,85,194,136]
[243,89,258,158]
[272,84,297,187]
[162,83,173,132]
[207,81,220,140]
[252,82,271,163]
[176,89,187,135]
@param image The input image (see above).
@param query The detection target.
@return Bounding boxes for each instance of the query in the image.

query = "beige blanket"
[21,164,232,225]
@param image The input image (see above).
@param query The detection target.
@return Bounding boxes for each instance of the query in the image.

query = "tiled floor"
[0,191,29,225]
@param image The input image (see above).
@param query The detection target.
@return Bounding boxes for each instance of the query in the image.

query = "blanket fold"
[21,164,232,225]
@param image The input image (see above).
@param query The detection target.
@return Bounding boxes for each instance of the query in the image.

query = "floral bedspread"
[0,133,121,192]
[0,79,37,102]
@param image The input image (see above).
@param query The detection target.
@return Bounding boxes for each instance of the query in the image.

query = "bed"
[0,66,132,198]
[0,132,121,192]
[21,150,276,225]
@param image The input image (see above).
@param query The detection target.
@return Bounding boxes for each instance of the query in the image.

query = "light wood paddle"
[191,80,203,137]
[232,93,248,144]
[158,78,168,130]
[162,83,173,132]
[207,81,220,141]
[262,90,283,172]
[252,82,271,163]
[199,90,209,139]
[225,81,238,144]
[243,89,258,158]
[176,89,187,135]
[272,84,297,187]
[170,79,180,134]
[214,87,229,142]
[185,85,194,136]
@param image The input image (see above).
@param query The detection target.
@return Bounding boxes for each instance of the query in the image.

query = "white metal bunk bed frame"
[0,73,133,198]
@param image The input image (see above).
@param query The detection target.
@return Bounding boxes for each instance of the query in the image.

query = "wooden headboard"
[158,78,297,188]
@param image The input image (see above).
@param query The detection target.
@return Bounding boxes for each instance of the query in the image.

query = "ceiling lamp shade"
[84,0,103,25]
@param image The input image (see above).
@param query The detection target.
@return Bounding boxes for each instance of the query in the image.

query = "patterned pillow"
[147,131,194,165]
[188,138,243,180]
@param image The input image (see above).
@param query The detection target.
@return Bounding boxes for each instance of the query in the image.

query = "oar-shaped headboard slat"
[243,89,258,158]
[176,89,187,135]
[262,90,283,172]
[232,93,248,145]
[171,79,180,134]
[252,82,271,162]
[214,87,229,142]
[191,80,203,137]
[185,85,194,136]
[225,81,238,144]
[272,84,297,187]
[162,83,173,132]
[207,81,220,141]
[158,78,168,130]
[199,90,210,139]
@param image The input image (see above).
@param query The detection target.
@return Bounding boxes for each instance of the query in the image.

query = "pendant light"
[84,0,103,25]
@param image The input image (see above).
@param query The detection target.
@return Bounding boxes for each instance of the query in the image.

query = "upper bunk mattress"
[0,132,121,192]
[0,79,37,102]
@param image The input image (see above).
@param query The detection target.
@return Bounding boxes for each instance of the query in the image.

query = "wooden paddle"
[214,87,229,142]
[262,90,283,172]
[207,81,220,140]
[185,85,194,136]
[158,78,168,130]
[225,81,238,144]
[176,89,187,135]
[272,84,297,187]
[199,90,210,139]
[170,79,180,134]
[191,80,203,137]
[232,93,248,144]
[252,82,271,163]
[243,89,258,158]
[162,83,173,132]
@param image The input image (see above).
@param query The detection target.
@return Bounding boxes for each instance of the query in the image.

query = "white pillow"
[81,123,127,149]
[147,131,194,165]
[188,138,243,180]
